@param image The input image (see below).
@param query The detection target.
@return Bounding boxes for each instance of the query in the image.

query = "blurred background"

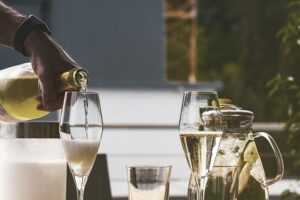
[1,0,300,199]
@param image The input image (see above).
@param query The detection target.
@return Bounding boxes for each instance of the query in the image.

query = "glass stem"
[188,174,199,200]
[199,188,205,200]
[77,188,84,200]
[74,175,88,200]
[198,177,207,200]
[77,186,85,200]
[188,175,208,200]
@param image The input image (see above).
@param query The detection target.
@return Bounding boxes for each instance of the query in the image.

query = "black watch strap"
[13,15,51,56]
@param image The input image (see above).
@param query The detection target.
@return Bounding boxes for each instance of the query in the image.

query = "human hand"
[25,31,81,111]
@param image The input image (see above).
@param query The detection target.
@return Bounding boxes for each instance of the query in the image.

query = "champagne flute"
[179,91,222,200]
[59,91,103,200]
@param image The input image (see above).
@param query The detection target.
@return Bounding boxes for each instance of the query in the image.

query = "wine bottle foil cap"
[69,68,89,88]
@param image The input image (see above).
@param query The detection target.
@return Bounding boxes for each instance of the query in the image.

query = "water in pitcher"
[186,102,284,200]
[213,107,272,200]
[215,132,269,200]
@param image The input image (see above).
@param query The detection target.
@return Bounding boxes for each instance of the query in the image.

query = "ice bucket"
[0,138,67,200]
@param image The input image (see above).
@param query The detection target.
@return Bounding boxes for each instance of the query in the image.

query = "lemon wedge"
[243,141,259,164]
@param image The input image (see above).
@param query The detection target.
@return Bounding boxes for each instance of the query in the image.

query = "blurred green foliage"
[166,20,190,80]
[166,0,300,196]
[270,0,300,168]
[267,0,300,198]
[166,0,300,121]
[267,75,300,163]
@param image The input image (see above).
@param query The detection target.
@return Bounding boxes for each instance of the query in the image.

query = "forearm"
[0,1,25,47]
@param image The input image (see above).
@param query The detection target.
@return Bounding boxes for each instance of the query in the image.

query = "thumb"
[39,79,61,111]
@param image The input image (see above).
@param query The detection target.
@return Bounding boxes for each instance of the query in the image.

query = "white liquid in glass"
[129,184,167,200]
[62,139,100,177]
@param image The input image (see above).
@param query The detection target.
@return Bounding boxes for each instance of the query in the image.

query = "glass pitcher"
[213,108,284,200]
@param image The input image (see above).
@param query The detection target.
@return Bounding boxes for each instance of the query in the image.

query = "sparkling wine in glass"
[179,91,223,200]
[60,91,103,200]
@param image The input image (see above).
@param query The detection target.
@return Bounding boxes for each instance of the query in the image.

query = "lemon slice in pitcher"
[238,141,260,194]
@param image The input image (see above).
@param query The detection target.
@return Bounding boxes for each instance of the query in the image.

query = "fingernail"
[37,104,46,111]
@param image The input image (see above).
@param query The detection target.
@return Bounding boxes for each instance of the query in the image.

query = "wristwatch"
[13,15,51,56]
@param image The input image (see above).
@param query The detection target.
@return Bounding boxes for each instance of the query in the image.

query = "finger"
[57,93,65,106]
[35,95,43,103]
[36,95,45,110]
[37,103,46,111]
[40,78,61,111]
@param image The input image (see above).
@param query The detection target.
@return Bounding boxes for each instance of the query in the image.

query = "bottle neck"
[57,68,88,92]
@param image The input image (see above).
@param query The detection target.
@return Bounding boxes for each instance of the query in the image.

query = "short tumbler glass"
[126,165,172,200]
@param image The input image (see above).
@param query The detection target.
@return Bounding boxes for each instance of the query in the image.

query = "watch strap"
[13,15,51,56]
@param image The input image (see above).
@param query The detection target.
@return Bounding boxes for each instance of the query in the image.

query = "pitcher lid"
[218,100,254,132]
[221,109,253,117]
[220,107,254,132]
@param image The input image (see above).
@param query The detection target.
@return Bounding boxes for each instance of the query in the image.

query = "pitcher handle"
[253,132,284,186]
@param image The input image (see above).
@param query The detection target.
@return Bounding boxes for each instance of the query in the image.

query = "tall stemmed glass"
[59,91,103,200]
[179,91,223,200]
